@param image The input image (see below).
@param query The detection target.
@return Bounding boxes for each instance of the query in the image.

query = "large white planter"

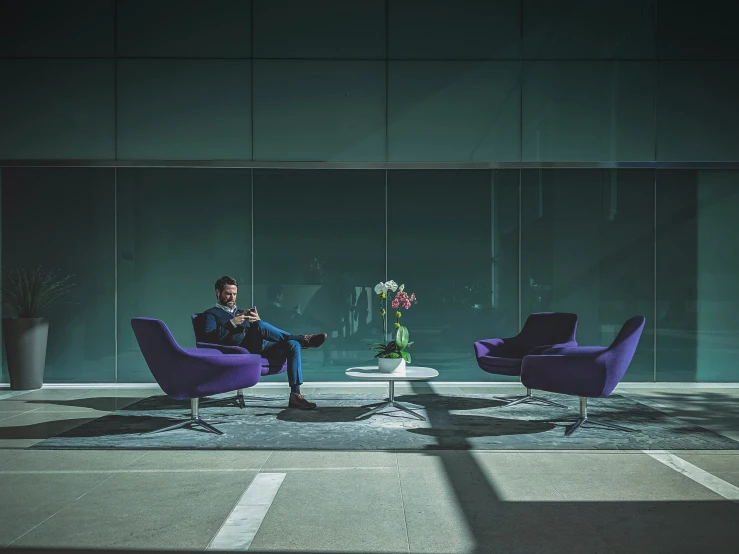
[377,357,406,374]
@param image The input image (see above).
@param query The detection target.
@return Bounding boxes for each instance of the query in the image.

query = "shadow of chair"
[473,312,578,408]
[190,313,288,407]
[131,317,261,434]
[520,315,647,436]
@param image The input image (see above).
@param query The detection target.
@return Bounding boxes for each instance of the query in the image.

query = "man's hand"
[245,306,261,323]
[231,311,250,326]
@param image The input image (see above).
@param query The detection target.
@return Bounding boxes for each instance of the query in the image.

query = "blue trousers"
[241,320,303,387]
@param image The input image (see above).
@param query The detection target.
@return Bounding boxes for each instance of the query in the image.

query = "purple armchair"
[520,315,646,436]
[190,313,288,407]
[473,312,578,408]
[131,317,262,434]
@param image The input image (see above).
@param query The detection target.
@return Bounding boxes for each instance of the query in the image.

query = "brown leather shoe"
[288,393,317,410]
[299,333,327,349]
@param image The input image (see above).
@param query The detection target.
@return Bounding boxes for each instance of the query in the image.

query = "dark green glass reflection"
[656,171,739,382]
[388,170,520,381]
[657,62,739,162]
[522,61,655,162]
[116,60,252,160]
[116,0,251,57]
[521,170,654,381]
[523,0,655,59]
[253,0,386,58]
[0,60,115,159]
[0,0,114,57]
[2,169,116,383]
[252,170,385,381]
[116,169,252,382]
[388,62,521,162]
[388,0,520,59]
[253,61,386,161]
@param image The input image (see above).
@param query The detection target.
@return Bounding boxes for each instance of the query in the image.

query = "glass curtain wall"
[4,166,739,383]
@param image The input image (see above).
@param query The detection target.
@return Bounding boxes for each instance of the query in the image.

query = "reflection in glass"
[116,59,252,160]
[116,169,252,382]
[521,170,654,381]
[253,0,386,59]
[388,0,520,59]
[253,170,385,380]
[656,170,739,382]
[253,61,386,161]
[522,61,655,161]
[657,62,739,162]
[388,62,521,162]
[0,60,115,159]
[388,170,520,380]
[522,0,655,59]
[1,168,116,383]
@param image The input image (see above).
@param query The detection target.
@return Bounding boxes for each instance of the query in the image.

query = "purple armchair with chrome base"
[131,317,262,435]
[473,312,578,408]
[190,313,288,407]
[520,315,646,436]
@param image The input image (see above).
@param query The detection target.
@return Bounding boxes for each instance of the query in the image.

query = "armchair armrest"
[527,340,578,355]
[196,341,252,355]
[541,345,608,356]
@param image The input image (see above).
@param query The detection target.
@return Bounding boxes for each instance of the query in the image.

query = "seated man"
[203,276,327,410]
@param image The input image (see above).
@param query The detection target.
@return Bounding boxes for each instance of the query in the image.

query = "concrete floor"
[0,383,738,553]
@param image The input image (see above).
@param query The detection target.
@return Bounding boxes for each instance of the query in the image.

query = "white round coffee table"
[345,366,439,420]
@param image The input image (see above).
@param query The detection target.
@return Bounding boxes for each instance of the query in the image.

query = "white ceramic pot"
[377,357,406,374]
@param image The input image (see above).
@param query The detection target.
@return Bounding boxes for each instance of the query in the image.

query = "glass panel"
[656,170,739,382]
[521,169,655,381]
[0,60,115,159]
[388,0,520,59]
[657,62,739,162]
[523,0,655,59]
[116,0,251,57]
[522,61,655,161]
[116,59,251,160]
[388,62,521,162]
[1,168,116,383]
[657,1,739,59]
[387,170,520,380]
[252,169,385,381]
[116,169,252,383]
[0,0,114,57]
[253,0,385,59]
[253,61,385,161]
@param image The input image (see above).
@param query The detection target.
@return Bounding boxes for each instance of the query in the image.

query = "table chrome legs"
[355,381,426,421]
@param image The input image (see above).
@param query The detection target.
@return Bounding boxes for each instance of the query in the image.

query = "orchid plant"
[370,280,418,362]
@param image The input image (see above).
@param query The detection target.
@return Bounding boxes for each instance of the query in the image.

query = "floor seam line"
[643,449,739,502]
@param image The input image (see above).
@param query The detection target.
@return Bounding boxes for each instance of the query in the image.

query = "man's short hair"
[215,276,238,292]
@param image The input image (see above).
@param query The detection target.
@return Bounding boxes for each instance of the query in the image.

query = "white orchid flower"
[375,280,399,295]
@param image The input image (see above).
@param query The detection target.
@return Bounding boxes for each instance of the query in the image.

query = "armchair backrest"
[190,313,206,342]
[602,315,646,395]
[131,317,190,394]
[517,312,578,347]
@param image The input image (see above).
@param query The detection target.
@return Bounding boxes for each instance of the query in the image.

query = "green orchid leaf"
[395,326,409,349]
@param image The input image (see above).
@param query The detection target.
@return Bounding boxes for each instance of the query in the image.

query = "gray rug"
[32,393,739,451]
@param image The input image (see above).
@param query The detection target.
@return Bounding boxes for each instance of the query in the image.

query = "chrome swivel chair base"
[149,398,225,435]
[504,388,570,409]
[564,397,637,437]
